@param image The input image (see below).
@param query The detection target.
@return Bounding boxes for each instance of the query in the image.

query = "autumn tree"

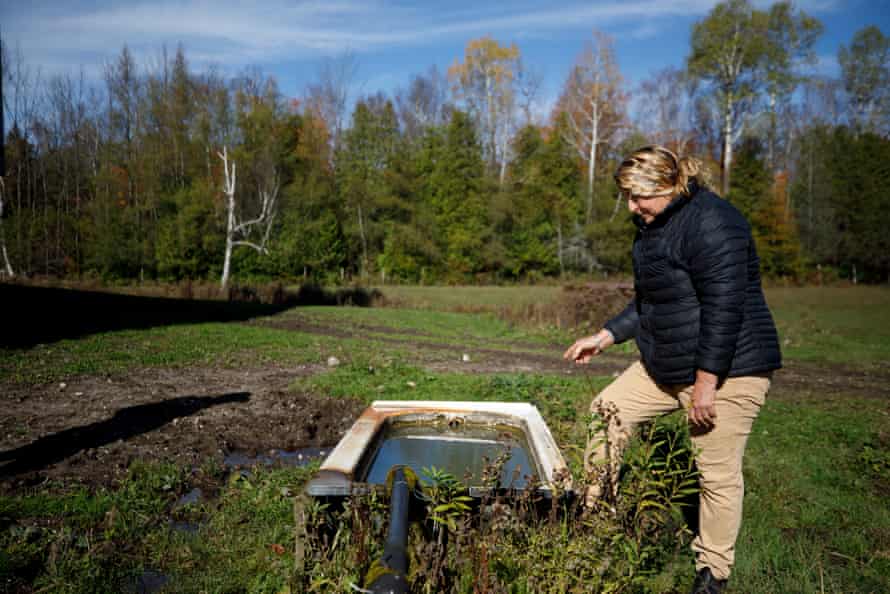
[754,171,802,277]
[555,31,626,225]
[729,137,802,278]
[448,36,520,186]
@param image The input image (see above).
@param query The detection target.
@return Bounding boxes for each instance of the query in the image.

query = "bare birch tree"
[0,35,11,278]
[637,67,696,154]
[305,51,358,156]
[0,180,13,278]
[839,25,890,135]
[395,65,450,143]
[218,146,278,290]
[688,0,768,196]
[515,57,544,127]
[555,31,625,225]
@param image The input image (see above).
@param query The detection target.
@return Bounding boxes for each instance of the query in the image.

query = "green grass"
[291,305,551,342]
[2,285,890,592]
[1,304,560,385]
[0,459,315,594]
[7,285,886,386]
[372,284,564,310]
[0,322,324,384]
[737,395,890,593]
[378,285,890,368]
[765,286,890,366]
[5,393,887,593]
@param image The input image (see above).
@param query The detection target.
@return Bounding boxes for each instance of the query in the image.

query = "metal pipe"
[366,465,411,594]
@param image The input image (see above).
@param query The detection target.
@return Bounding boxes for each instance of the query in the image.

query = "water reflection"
[362,424,536,488]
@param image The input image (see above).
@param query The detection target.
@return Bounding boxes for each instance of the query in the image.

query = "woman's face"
[627,192,675,224]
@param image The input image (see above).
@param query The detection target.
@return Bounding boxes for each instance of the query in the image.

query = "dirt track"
[2,315,888,492]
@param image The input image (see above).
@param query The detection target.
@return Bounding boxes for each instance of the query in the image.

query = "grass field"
[1,284,888,593]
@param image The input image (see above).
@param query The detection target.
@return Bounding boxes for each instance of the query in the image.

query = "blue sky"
[3,0,888,118]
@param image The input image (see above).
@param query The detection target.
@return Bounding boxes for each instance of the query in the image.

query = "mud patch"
[0,364,363,492]
[223,446,329,469]
[771,360,890,400]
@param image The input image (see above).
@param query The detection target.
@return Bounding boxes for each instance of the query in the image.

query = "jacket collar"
[633,182,699,230]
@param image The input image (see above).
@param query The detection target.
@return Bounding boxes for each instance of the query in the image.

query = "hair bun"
[676,156,702,195]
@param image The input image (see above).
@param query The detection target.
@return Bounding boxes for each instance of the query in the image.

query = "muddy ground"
[2,313,889,493]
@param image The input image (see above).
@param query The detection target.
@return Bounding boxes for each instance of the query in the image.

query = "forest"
[1,0,888,286]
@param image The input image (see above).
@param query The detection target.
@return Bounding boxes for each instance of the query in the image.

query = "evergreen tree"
[336,98,399,276]
[377,136,439,282]
[428,110,489,279]
[156,180,224,279]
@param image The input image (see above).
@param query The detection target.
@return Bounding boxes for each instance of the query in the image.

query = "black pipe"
[366,465,411,594]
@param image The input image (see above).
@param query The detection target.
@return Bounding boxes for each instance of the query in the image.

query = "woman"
[564,146,781,594]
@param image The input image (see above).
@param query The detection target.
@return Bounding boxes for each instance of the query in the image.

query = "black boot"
[691,567,727,594]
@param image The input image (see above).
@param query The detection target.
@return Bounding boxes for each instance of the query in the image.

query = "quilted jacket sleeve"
[604,299,639,344]
[685,204,750,378]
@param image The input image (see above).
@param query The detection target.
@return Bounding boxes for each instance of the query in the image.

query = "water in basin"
[360,421,537,489]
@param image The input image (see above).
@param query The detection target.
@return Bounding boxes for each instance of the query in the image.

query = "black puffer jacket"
[605,185,781,385]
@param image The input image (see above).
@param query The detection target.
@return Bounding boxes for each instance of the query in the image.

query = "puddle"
[169,520,200,534]
[173,487,203,509]
[223,447,328,469]
[361,423,537,489]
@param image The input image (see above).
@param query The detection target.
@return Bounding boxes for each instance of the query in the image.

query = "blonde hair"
[614,145,705,198]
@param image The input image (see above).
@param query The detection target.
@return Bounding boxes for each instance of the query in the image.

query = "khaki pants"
[585,361,770,580]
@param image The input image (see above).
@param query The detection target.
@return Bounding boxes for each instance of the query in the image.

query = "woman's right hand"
[563,329,615,364]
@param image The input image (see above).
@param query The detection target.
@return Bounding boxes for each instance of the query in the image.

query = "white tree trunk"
[587,99,599,225]
[767,91,777,169]
[0,179,15,278]
[722,93,734,196]
[220,146,236,291]
[217,146,279,291]
[357,202,368,277]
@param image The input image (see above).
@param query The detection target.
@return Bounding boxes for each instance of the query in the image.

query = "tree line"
[1,0,888,287]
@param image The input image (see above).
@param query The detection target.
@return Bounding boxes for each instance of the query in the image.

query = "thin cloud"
[4,0,845,76]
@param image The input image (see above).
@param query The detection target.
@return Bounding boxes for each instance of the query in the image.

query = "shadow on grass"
[1,283,380,349]
[0,392,250,478]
